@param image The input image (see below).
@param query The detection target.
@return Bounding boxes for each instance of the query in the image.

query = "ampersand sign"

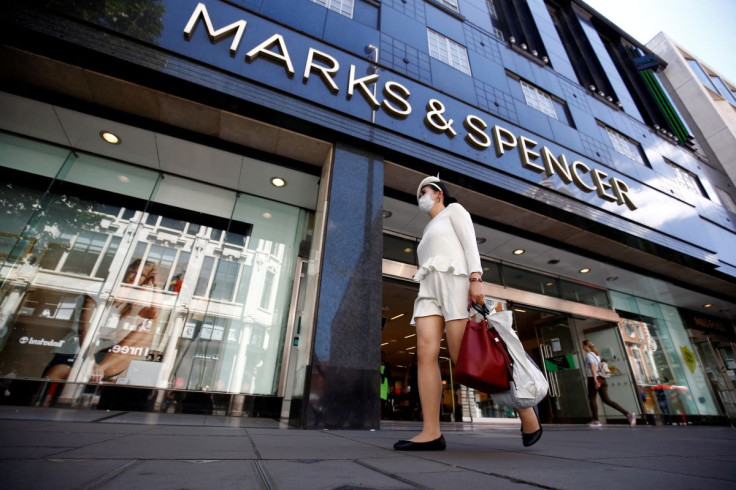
[424,99,457,137]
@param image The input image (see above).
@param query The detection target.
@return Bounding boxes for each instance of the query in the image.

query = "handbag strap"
[471,302,491,317]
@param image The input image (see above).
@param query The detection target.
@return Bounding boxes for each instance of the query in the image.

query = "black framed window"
[491,0,548,64]
[545,0,613,97]
[602,123,649,167]
[514,75,574,126]
[664,158,708,199]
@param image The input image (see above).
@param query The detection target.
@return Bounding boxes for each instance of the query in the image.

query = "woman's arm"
[446,204,483,274]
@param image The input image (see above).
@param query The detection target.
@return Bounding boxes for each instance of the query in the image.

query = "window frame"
[603,125,649,166]
[310,0,354,19]
[427,29,472,76]
[664,158,708,199]
[714,187,736,215]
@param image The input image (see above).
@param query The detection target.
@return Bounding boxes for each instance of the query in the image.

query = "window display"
[611,291,720,421]
[0,134,310,406]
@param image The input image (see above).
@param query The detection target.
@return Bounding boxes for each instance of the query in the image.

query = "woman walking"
[394,176,542,451]
[582,340,636,427]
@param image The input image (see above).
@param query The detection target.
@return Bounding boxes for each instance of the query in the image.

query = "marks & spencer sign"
[181,2,637,210]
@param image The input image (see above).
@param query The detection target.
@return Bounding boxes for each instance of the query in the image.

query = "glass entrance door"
[512,306,589,423]
[694,339,736,420]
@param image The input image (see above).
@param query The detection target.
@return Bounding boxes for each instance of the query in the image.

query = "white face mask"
[418,193,436,214]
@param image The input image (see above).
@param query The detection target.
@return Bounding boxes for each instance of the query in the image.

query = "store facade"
[1,0,735,428]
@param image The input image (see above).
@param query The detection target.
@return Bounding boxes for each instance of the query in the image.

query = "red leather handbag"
[454,304,513,394]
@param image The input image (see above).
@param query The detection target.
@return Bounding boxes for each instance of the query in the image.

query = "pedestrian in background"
[583,339,637,427]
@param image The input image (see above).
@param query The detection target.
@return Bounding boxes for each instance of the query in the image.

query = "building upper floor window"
[714,187,736,215]
[489,0,548,64]
[546,1,615,102]
[486,0,505,39]
[710,75,736,105]
[311,0,354,18]
[427,29,472,75]
[664,158,708,198]
[687,59,719,93]
[604,125,648,166]
[434,0,460,12]
[518,79,574,126]
[687,58,736,105]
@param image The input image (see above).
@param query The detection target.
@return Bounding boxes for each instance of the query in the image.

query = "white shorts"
[410,270,469,325]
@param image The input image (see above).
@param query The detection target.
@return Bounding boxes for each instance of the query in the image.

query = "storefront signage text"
[183,3,637,210]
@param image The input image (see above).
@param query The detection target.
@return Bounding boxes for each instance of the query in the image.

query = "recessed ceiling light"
[513,249,525,255]
[382,210,393,218]
[117,175,130,183]
[547,259,559,265]
[703,303,712,308]
[606,276,618,282]
[579,268,591,274]
[270,177,286,187]
[545,282,554,287]
[476,237,487,244]
[100,131,120,144]
[403,247,413,253]
[262,212,272,219]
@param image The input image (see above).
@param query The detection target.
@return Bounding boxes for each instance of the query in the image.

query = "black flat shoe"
[522,427,543,447]
[521,407,543,447]
[394,435,446,451]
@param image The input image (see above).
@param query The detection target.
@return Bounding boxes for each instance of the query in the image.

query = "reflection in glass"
[0,135,312,410]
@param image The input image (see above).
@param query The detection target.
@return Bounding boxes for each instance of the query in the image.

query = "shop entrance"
[380,278,460,422]
[693,339,736,420]
[512,305,590,423]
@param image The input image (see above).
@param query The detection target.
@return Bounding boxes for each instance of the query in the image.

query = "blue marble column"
[305,142,384,429]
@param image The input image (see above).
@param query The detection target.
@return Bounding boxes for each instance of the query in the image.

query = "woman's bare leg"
[411,315,444,442]
[518,407,540,433]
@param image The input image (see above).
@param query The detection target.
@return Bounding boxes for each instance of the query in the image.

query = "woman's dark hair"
[434,181,458,206]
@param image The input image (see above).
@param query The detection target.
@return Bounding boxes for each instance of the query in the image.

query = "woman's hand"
[468,280,485,306]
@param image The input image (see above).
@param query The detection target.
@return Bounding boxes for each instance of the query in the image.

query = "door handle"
[540,344,558,398]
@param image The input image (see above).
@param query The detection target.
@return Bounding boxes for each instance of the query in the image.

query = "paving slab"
[0,409,735,490]
[260,459,416,490]
[94,460,266,490]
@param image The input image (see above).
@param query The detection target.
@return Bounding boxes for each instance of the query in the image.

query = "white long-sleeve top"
[414,203,483,282]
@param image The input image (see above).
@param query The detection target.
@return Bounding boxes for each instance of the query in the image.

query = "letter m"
[183,3,246,56]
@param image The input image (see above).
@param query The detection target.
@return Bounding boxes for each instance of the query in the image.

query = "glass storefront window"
[0,133,313,405]
[610,291,720,420]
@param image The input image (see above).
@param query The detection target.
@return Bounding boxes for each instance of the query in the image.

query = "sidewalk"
[0,407,734,490]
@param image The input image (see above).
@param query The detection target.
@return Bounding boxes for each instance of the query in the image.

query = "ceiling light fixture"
[513,249,525,255]
[261,212,273,219]
[403,247,413,254]
[703,303,712,308]
[579,268,591,274]
[390,313,405,320]
[270,177,287,187]
[100,131,121,144]
[476,237,487,244]
[404,333,416,338]
[382,210,393,219]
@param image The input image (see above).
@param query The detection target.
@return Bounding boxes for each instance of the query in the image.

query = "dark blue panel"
[428,59,477,105]
[425,3,466,42]
[306,143,383,429]
[259,0,327,38]
[380,7,429,54]
[323,10,379,59]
